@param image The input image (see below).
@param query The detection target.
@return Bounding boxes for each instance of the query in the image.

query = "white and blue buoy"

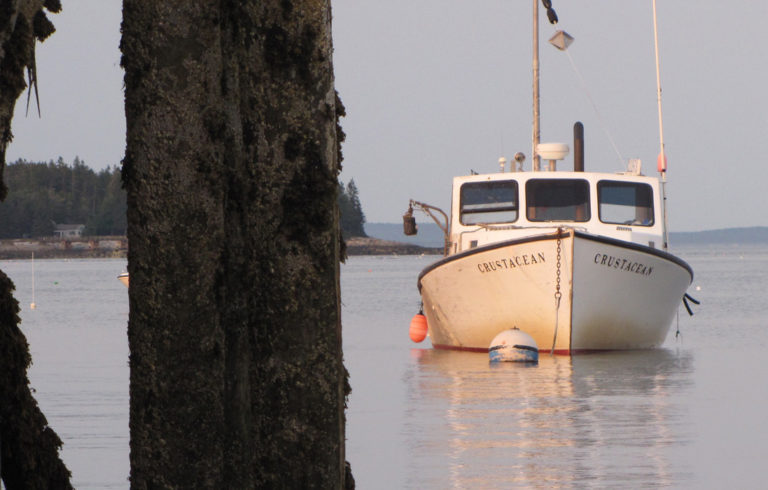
[489,327,539,363]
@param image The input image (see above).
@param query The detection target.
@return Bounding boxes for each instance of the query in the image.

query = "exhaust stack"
[574,121,584,172]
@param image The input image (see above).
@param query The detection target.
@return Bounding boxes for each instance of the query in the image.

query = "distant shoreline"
[365,223,768,248]
[344,236,442,256]
[0,236,440,260]
[5,226,764,261]
[0,237,127,260]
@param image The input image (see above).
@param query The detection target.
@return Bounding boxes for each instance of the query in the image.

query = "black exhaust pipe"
[574,121,584,172]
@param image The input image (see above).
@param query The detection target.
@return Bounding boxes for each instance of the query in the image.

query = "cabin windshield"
[460,181,518,225]
[526,179,590,222]
[598,180,654,226]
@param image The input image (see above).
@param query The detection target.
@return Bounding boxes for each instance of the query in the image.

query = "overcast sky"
[7,1,767,232]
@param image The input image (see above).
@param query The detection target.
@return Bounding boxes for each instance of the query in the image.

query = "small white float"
[488,328,539,363]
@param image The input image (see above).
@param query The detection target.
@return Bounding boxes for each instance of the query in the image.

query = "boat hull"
[418,230,692,354]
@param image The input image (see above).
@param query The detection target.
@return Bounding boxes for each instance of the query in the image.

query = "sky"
[7,1,768,232]
[7,2,124,170]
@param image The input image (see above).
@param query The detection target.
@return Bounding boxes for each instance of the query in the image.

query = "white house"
[53,224,86,239]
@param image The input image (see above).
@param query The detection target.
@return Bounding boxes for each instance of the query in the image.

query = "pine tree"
[0,160,126,238]
[338,179,366,238]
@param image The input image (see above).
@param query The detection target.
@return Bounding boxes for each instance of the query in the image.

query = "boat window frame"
[597,180,655,227]
[525,178,591,222]
[458,180,520,225]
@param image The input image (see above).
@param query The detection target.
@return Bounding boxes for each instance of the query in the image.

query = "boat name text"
[477,252,546,273]
[594,253,653,276]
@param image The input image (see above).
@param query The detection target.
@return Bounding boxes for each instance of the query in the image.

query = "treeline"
[0,158,367,240]
[338,179,366,238]
[0,158,126,238]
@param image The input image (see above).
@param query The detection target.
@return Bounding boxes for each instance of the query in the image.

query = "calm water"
[2,245,767,488]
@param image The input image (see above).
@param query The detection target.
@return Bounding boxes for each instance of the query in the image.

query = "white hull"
[418,230,692,354]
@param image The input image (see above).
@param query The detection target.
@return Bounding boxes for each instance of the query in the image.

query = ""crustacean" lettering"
[593,253,653,276]
[476,252,546,273]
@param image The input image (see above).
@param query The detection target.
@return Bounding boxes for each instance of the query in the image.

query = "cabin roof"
[453,170,659,186]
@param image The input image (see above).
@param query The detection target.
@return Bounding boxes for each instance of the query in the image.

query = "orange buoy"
[409,313,428,343]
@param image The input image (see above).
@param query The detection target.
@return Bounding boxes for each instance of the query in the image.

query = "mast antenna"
[652,0,665,167]
[652,0,670,250]
[533,0,560,171]
[532,0,540,171]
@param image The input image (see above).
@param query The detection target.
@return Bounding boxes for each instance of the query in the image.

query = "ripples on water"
[2,245,767,488]
[400,350,694,488]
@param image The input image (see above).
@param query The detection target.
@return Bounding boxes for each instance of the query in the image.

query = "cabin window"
[598,181,654,226]
[460,181,518,225]
[526,179,590,222]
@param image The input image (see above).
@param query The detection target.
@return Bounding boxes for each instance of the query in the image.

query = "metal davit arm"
[403,199,450,256]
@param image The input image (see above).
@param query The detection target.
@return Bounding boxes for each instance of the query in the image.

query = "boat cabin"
[449,170,664,254]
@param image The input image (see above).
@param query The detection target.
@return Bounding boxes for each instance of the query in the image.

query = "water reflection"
[405,349,694,488]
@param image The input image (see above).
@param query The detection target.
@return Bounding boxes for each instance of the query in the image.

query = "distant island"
[364,223,768,249]
[669,227,768,244]
[2,225,765,260]
[344,236,441,256]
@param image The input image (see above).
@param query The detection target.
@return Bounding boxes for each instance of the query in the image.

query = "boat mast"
[652,0,669,250]
[532,0,541,171]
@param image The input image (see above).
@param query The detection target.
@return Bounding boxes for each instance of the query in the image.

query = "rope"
[562,48,625,167]
[677,293,699,341]
[682,293,699,316]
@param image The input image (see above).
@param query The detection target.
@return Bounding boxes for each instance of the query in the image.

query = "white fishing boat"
[404,1,694,354]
